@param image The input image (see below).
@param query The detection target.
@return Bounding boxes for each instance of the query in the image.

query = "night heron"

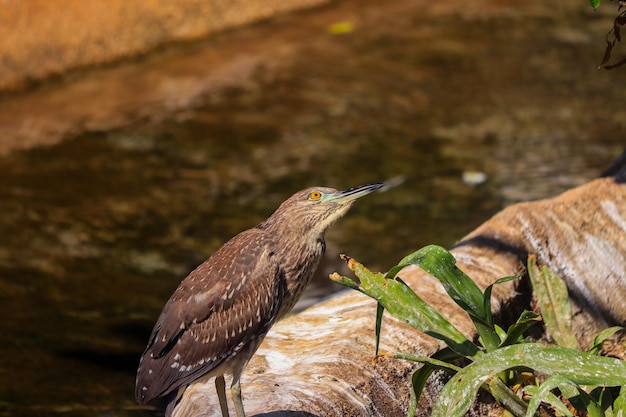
[135,183,384,417]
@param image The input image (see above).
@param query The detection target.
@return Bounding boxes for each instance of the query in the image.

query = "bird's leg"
[215,375,230,417]
[231,378,246,417]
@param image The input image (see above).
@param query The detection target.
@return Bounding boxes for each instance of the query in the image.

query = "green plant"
[330,245,626,417]
[595,0,626,69]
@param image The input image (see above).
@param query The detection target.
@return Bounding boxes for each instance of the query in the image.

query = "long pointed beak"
[322,182,385,204]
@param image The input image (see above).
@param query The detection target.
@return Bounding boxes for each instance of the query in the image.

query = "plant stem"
[488,377,528,417]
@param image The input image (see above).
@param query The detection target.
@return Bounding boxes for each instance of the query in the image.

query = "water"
[0,0,624,415]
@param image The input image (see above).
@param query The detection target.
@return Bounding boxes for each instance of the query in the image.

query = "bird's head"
[260,183,385,238]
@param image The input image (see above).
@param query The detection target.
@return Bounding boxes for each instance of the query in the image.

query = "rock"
[0,0,328,91]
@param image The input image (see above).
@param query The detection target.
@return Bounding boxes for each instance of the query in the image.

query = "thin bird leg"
[231,378,246,417]
[215,375,230,417]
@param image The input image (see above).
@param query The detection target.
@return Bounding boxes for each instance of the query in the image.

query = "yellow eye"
[309,191,323,201]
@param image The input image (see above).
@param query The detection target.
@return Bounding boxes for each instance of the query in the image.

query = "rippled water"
[0,0,624,415]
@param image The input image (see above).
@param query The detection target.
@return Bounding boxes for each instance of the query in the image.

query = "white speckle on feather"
[194,292,209,304]
[602,200,626,233]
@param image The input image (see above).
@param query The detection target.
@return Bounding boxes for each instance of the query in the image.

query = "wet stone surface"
[0,0,625,415]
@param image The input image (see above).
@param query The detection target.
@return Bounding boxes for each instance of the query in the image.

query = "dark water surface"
[0,0,624,415]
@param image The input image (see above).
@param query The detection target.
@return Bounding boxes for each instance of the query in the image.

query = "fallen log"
[173,151,626,417]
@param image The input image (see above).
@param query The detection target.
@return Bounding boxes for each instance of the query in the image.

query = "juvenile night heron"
[135,183,384,417]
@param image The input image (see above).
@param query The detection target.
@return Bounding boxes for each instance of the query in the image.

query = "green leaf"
[590,0,600,10]
[333,256,482,359]
[397,348,461,417]
[430,343,626,417]
[473,316,501,352]
[525,375,577,417]
[499,310,542,347]
[494,324,507,343]
[399,348,528,417]
[375,302,384,356]
[613,386,626,416]
[387,245,487,320]
[524,382,575,417]
[484,276,519,328]
[487,377,529,417]
[589,386,614,417]
[527,255,579,349]
[475,275,519,352]
[330,272,360,289]
[588,326,623,355]
[408,367,421,417]
[395,351,462,372]
[572,388,605,417]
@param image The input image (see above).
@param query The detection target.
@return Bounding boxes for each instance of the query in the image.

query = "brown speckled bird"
[135,183,384,417]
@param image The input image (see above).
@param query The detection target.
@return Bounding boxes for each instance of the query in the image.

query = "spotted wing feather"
[135,228,284,403]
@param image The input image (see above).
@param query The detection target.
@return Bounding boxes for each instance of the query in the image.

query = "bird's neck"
[269,228,327,320]
[272,227,326,276]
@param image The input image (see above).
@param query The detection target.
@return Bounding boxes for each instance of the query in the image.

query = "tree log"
[173,153,626,416]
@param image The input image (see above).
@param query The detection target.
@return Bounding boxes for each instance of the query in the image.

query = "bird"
[135,183,385,417]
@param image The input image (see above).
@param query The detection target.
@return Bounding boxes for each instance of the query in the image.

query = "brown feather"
[135,229,284,403]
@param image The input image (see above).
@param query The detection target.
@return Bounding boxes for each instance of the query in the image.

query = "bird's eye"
[309,191,323,201]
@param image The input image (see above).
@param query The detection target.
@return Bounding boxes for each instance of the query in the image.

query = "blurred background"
[0,0,624,416]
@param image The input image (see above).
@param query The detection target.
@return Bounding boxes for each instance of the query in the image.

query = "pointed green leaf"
[524,375,577,417]
[395,351,462,372]
[473,316,501,352]
[408,368,421,417]
[613,386,626,416]
[387,245,486,320]
[590,0,600,10]
[335,256,482,359]
[375,302,384,356]
[484,276,519,327]
[588,326,623,355]
[398,348,461,417]
[477,276,519,351]
[329,272,360,289]
[589,386,614,417]
[494,324,507,343]
[499,310,541,347]
[572,388,605,417]
[524,382,575,417]
[527,255,579,349]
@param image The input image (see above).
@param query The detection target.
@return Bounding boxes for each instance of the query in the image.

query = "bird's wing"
[135,229,285,403]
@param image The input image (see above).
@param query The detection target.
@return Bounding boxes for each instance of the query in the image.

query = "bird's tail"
[601,148,626,183]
